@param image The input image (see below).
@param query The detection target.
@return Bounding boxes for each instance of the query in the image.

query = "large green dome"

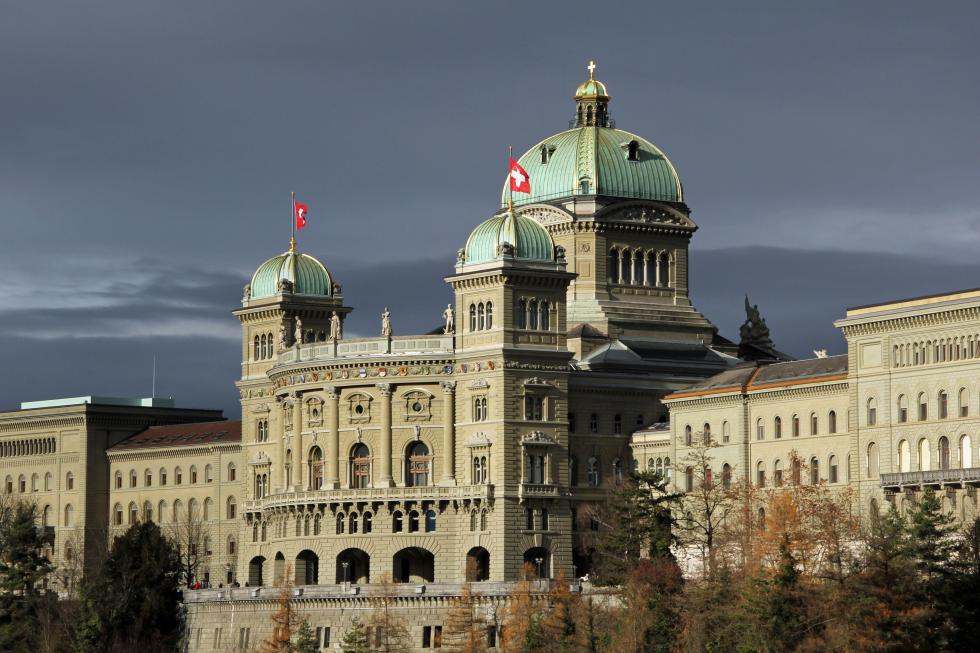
[250,248,333,299]
[502,67,683,206]
[463,210,555,266]
[502,127,683,206]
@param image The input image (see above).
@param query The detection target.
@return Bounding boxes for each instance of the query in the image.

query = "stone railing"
[243,484,494,513]
[519,483,561,499]
[880,467,980,488]
[276,334,455,366]
[184,579,578,603]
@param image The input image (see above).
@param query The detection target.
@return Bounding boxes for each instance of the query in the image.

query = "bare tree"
[367,574,412,653]
[166,502,207,586]
[674,435,738,579]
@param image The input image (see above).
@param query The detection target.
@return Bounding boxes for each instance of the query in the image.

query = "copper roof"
[665,355,848,400]
[110,420,241,451]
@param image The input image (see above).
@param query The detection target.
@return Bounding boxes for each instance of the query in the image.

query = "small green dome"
[250,248,333,299]
[463,210,555,266]
[575,78,609,99]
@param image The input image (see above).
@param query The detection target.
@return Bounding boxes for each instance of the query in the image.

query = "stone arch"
[523,546,551,579]
[393,546,435,583]
[248,556,266,586]
[466,546,490,581]
[336,548,370,584]
[295,549,319,585]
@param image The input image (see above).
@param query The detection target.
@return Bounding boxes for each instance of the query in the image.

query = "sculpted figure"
[294,317,304,345]
[443,304,455,334]
[278,323,288,351]
[242,284,251,302]
[329,311,342,340]
[381,307,392,337]
[738,295,776,353]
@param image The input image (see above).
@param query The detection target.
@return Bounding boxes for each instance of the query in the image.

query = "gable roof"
[110,420,241,451]
[664,355,848,400]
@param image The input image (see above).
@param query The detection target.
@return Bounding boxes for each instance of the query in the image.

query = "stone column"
[377,384,393,487]
[326,389,340,488]
[292,394,303,491]
[276,401,286,492]
[440,381,456,485]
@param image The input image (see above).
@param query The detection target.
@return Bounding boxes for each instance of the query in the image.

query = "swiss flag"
[294,199,308,230]
[509,157,531,194]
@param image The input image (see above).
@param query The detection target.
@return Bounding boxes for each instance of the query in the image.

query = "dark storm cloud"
[0,1,978,413]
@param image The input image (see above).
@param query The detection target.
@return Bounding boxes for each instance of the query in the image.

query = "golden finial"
[587,60,596,79]
[289,236,296,253]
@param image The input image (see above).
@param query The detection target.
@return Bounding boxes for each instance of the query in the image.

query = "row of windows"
[468,302,493,331]
[0,437,56,457]
[113,497,237,526]
[682,411,844,446]
[893,336,980,368]
[523,506,550,531]
[892,389,974,424]
[31,503,76,528]
[896,435,974,472]
[115,463,236,489]
[516,299,551,330]
[608,248,670,287]
[568,412,646,434]
[252,332,276,360]
[256,419,269,442]
[4,471,73,494]
[568,456,623,487]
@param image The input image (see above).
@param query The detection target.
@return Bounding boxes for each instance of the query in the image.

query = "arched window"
[408,510,420,533]
[609,249,620,284]
[722,463,732,489]
[898,440,911,472]
[620,249,631,285]
[159,468,167,486]
[158,500,167,524]
[469,304,477,331]
[722,421,731,443]
[756,462,766,487]
[867,397,877,426]
[113,503,123,526]
[172,500,182,522]
[144,469,152,487]
[350,444,371,489]
[645,251,656,286]
[590,413,598,433]
[939,437,950,470]
[349,512,359,534]
[66,472,74,490]
[190,465,198,484]
[143,501,153,522]
[613,414,622,434]
[363,511,373,533]
[228,462,237,482]
[254,335,261,360]
[757,508,766,531]
[774,460,784,486]
[627,140,640,161]
[129,469,137,488]
[406,441,431,487]
[425,510,437,532]
[587,457,600,487]
[517,299,527,329]
[702,422,711,444]
[664,457,672,482]
[632,251,643,285]
[657,252,670,288]
[528,300,539,330]
[684,425,692,446]
[539,301,550,331]
[939,391,949,419]
[204,465,213,483]
[336,513,345,534]
[612,458,623,484]
[810,413,818,435]
[774,416,782,439]
[756,418,764,441]
[959,388,969,417]
[918,393,928,421]
[128,502,138,525]
[478,302,485,330]
[828,411,837,434]
[684,467,694,491]
[203,498,213,521]
[829,455,839,483]
[898,395,908,423]
[918,439,930,471]
[867,442,880,478]
[309,446,323,490]
[486,301,493,329]
[810,457,820,484]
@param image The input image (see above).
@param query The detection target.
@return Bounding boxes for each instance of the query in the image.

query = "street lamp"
[342,561,350,583]
[534,557,544,580]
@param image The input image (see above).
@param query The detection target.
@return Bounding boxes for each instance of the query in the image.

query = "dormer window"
[580,179,590,194]
[540,144,556,164]
[627,140,640,161]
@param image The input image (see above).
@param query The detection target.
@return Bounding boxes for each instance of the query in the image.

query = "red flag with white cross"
[509,157,531,194]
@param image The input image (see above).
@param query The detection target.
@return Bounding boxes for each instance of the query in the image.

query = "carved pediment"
[517,205,573,226]
[599,203,695,229]
[249,451,271,466]
[521,430,557,446]
[253,403,271,414]
[466,433,493,448]
[522,377,554,389]
[469,378,490,390]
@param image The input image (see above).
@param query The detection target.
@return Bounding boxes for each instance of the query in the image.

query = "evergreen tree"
[905,490,958,647]
[77,520,182,653]
[0,501,54,653]
[339,617,369,653]
[294,618,317,653]
[948,517,980,652]
[762,537,807,652]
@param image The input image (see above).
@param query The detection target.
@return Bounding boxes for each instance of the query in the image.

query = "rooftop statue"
[381,308,392,337]
[329,311,342,341]
[443,304,455,334]
[739,295,776,353]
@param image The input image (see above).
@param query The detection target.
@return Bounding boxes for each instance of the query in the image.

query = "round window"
[412,401,424,413]
[354,405,365,415]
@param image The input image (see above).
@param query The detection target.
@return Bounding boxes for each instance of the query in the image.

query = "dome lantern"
[573,60,611,128]
[248,245,334,300]
[461,208,556,267]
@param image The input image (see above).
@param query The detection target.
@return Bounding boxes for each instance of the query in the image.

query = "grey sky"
[1,1,977,415]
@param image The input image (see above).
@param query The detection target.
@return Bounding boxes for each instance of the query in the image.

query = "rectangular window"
[434,626,442,648]
[524,396,543,421]
[830,462,838,483]
[899,407,908,423]
[487,626,497,647]
[589,414,598,433]
[568,413,576,433]
[423,626,431,648]
[919,402,927,421]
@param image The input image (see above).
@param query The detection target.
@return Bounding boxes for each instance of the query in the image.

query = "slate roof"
[110,420,241,451]
[665,355,848,400]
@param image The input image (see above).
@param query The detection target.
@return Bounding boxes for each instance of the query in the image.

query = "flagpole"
[508,145,514,212]
[290,191,296,253]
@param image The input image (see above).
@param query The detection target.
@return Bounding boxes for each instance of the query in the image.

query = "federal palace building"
[4,66,980,651]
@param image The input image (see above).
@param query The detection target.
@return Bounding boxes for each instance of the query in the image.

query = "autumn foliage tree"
[442,574,488,653]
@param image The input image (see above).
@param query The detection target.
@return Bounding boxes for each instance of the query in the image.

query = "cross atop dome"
[574,61,610,127]
[587,60,596,79]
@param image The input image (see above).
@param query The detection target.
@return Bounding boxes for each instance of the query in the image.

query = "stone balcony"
[243,483,494,513]
[519,482,562,499]
[276,334,455,366]
[880,466,980,489]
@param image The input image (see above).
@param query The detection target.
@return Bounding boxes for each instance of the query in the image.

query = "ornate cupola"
[572,61,611,128]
